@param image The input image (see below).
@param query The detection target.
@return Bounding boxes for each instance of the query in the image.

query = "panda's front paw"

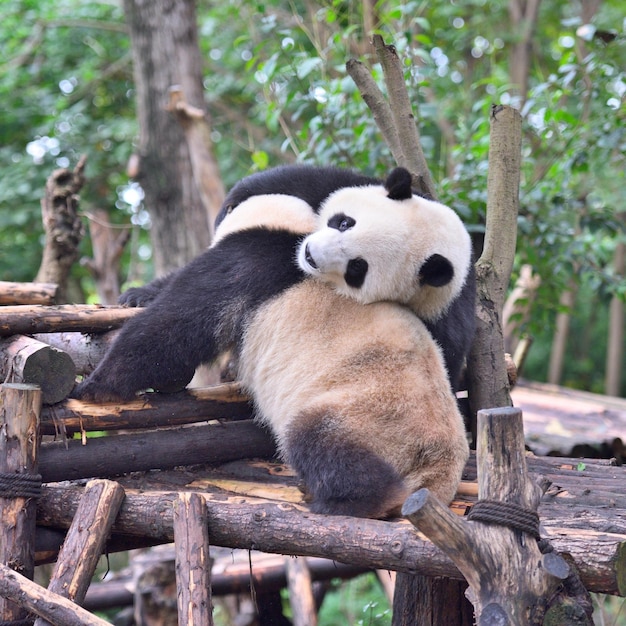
[118,286,158,307]
[71,378,132,404]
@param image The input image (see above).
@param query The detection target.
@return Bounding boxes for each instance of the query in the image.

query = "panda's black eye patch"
[328,213,356,232]
[344,257,368,288]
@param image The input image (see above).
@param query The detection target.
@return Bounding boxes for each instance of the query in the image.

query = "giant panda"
[116,165,475,392]
[236,174,471,516]
[72,167,473,403]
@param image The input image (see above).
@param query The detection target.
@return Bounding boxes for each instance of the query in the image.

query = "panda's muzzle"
[304,243,318,269]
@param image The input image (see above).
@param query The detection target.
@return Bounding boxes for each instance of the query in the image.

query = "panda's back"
[238,280,452,442]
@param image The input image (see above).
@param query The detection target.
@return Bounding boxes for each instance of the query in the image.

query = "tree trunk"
[548,287,576,385]
[508,0,542,105]
[605,215,625,396]
[122,0,216,276]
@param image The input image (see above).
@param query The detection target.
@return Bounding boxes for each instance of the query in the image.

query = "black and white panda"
[114,165,475,393]
[227,169,471,517]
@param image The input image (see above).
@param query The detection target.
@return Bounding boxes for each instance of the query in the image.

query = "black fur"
[384,167,413,201]
[215,165,379,228]
[285,411,407,518]
[73,229,305,402]
[419,253,455,288]
[344,257,369,288]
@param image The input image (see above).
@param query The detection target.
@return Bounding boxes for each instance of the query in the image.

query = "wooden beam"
[0,281,58,305]
[39,383,251,436]
[174,492,213,625]
[0,304,140,337]
[39,420,276,483]
[33,479,125,626]
[36,482,626,595]
[0,562,110,626]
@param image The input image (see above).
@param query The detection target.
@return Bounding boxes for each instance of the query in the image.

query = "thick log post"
[286,556,318,626]
[0,383,42,622]
[0,335,76,404]
[33,479,125,626]
[0,563,110,626]
[403,407,577,625]
[173,492,213,625]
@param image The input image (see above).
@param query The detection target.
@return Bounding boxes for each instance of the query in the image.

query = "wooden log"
[286,556,318,626]
[34,331,118,376]
[35,483,626,595]
[40,382,252,436]
[403,407,582,625]
[0,562,110,626]
[0,281,59,305]
[0,304,141,337]
[0,383,42,622]
[0,335,76,404]
[372,34,437,199]
[173,492,213,625]
[39,419,276,483]
[33,479,125,626]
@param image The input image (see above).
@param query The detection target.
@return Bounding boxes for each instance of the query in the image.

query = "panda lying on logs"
[114,165,475,394]
[235,178,470,516]
[72,168,470,517]
[73,167,473,404]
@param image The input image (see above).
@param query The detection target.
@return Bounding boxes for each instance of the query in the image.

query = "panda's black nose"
[304,244,318,269]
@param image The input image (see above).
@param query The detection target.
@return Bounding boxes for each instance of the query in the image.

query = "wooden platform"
[512,380,626,458]
[35,451,626,596]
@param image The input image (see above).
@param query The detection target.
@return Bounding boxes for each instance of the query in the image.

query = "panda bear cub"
[234,168,470,517]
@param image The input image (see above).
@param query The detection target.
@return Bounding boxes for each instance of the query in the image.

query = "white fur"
[212,193,317,245]
[297,185,472,321]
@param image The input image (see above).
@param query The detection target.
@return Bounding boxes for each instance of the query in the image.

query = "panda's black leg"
[71,305,209,403]
[284,411,408,519]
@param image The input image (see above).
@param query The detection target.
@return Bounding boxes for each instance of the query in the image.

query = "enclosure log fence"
[0,383,42,623]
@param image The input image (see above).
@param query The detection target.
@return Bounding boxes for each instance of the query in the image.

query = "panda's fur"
[109,165,475,400]
[72,194,315,403]
[238,278,469,517]
[73,167,473,404]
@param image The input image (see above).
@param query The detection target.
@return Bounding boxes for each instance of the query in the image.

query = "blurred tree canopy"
[0,0,624,393]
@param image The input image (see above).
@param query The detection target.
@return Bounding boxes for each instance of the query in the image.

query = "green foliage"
[1,0,624,392]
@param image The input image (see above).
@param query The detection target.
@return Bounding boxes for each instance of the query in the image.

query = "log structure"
[0,383,42,623]
[0,335,76,404]
[0,281,59,305]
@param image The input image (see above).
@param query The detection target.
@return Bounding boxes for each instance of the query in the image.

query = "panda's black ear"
[385,168,413,201]
[419,254,454,287]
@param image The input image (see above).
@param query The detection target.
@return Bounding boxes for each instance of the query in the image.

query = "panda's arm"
[73,229,305,403]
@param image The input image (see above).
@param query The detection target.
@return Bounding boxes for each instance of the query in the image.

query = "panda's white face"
[297,185,472,321]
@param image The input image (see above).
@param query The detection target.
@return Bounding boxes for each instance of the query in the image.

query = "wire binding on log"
[0,473,42,499]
